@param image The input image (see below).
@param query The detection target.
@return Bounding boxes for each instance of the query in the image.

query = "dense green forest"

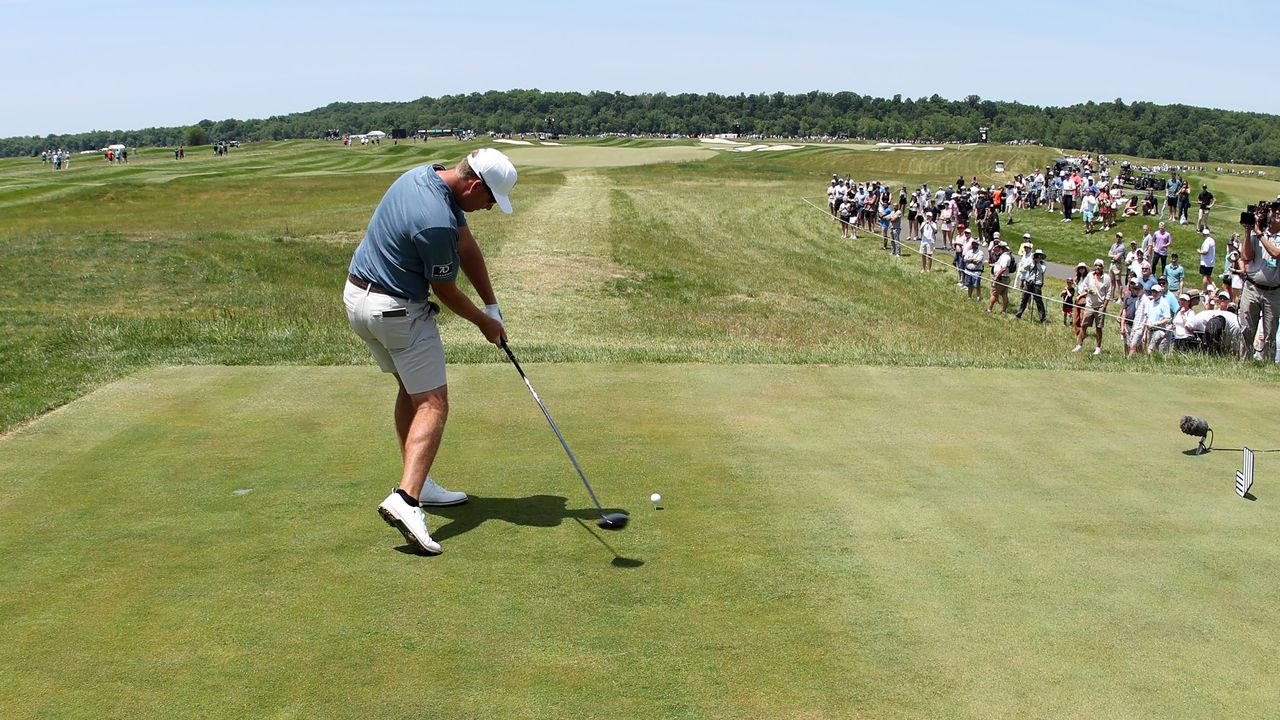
[5,89,1279,165]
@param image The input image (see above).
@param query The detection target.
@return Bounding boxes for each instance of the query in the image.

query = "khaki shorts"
[344,279,446,394]
[1080,307,1106,329]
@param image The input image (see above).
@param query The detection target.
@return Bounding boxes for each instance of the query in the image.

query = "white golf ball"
[650,492,662,503]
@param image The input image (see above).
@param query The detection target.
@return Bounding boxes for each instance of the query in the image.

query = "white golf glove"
[483,303,504,324]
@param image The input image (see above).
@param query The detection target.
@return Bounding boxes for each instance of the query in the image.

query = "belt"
[348,274,404,298]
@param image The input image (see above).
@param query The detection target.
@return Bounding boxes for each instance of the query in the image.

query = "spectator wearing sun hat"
[1074,259,1113,355]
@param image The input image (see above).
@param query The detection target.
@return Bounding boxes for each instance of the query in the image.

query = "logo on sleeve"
[432,263,453,277]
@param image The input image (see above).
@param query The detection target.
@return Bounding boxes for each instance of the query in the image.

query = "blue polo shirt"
[348,165,467,302]
[1148,295,1174,325]
[1164,263,1185,292]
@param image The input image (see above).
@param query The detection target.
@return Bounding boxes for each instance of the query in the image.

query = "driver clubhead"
[597,512,629,530]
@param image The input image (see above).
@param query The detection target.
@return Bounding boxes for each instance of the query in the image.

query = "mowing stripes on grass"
[1,364,1278,719]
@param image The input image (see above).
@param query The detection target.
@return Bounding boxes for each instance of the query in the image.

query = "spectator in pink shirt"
[1152,221,1173,275]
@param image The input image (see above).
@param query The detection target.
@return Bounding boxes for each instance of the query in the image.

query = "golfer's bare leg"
[393,378,449,499]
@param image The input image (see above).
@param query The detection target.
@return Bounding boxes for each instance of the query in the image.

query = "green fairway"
[4,137,1280,718]
[1,364,1276,719]
[502,144,717,167]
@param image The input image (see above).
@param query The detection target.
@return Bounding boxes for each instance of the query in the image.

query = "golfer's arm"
[456,224,498,306]
[431,280,488,327]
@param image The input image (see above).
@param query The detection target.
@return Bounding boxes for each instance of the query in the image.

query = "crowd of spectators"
[39,149,73,170]
[822,159,1279,362]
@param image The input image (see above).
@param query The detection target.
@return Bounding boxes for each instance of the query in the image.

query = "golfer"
[343,148,516,555]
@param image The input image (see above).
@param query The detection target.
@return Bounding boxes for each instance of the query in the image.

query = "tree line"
[3,90,1278,166]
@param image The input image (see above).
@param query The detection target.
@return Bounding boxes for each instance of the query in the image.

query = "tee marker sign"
[1235,447,1255,499]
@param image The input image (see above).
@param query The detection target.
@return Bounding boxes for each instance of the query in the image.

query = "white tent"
[365,130,386,137]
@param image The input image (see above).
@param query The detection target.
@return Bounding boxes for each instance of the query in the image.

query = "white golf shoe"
[417,475,468,507]
[377,490,442,555]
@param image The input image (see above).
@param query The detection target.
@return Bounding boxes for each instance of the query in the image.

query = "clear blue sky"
[1,0,1270,138]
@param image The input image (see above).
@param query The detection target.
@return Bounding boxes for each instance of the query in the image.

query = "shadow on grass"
[426,495,624,539]
[572,518,645,569]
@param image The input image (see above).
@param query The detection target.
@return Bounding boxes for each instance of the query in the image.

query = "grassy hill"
[4,138,1279,431]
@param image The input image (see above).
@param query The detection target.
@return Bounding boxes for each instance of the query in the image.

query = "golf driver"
[500,340,629,530]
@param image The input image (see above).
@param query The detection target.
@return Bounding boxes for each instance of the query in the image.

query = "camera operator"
[1238,201,1280,360]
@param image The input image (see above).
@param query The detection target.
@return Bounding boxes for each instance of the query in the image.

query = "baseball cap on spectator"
[1093,259,1104,268]
[962,227,972,234]
[1202,228,1212,235]
[1076,262,1088,269]
[1115,232,1123,238]
[1034,248,1046,258]
[1128,278,1140,287]
[993,231,1001,238]
[1158,221,1166,228]
[1156,277,1167,287]
[1217,290,1230,299]
[468,148,518,213]
[1179,293,1191,301]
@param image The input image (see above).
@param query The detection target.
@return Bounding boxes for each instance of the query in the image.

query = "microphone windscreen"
[1180,416,1210,437]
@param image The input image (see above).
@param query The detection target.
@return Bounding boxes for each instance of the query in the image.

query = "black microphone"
[1180,416,1211,438]
[1180,416,1213,455]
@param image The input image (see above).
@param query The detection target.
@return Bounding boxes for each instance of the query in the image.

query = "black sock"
[395,488,419,506]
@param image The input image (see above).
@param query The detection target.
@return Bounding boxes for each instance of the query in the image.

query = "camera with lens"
[1242,201,1279,228]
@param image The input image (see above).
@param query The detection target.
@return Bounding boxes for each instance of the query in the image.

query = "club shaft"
[502,342,606,514]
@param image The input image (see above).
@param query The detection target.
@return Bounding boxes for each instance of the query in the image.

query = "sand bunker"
[493,138,535,146]
[700,138,748,146]
[876,146,944,152]
[727,143,803,152]
[502,145,716,168]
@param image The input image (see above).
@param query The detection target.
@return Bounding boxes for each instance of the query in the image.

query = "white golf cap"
[1179,293,1191,301]
[1202,228,1212,235]
[1023,233,1032,239]
[468,148,517,213]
